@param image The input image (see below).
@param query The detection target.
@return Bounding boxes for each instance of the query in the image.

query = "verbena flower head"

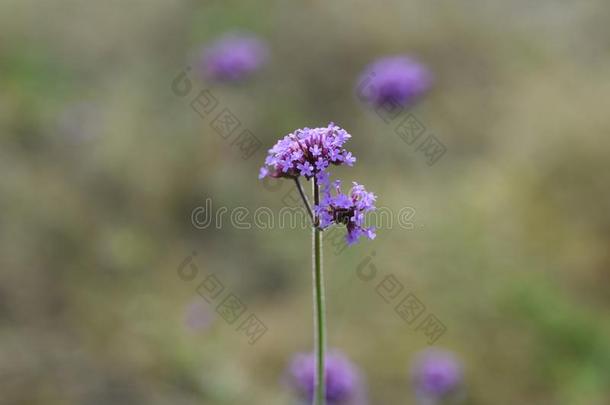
[316,180,376,245]
[200,33,268,82]
[358,55,432,107]
[411,349,462,399]
[288,350,362,404]
[259,123,355,180]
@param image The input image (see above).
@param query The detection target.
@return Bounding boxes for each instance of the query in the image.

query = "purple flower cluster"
[288,351,362,404]
[259,123,355,181]
[358,55,433,107]
[316,181,376,245]
[200,33,268,82]
[411,349,462,400]
[260,123,377,245]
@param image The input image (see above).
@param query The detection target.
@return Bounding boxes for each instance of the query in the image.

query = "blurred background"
[1,0,610,404]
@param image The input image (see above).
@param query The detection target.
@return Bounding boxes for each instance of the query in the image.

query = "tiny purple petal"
[315,157,329,172]
[343,152,356,166]
[297,161,314,177]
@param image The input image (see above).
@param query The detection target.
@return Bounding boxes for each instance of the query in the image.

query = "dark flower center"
[334,208,353,225]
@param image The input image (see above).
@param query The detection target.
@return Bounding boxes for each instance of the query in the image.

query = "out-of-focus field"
[1,1,609,404]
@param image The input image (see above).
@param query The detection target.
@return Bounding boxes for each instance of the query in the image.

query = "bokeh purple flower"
[199,33,268,82]
[316,180,376,245]
[288,350,364,404]
[58,101,102,142]
[259,123,355,181]
[357,55,433,107]
[411,349,462,401]
[183,299,214,333]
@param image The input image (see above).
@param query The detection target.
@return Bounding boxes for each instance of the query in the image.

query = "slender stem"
[294,178,315,225]
[312,177,326,405]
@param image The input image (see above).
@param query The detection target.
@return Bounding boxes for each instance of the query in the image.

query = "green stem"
[312,177,326,405]
[294,178,314,225]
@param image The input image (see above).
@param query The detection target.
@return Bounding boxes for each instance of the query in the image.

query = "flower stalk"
[312,177,326,405]
[294,178,314,225]
[260,123,377,404]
